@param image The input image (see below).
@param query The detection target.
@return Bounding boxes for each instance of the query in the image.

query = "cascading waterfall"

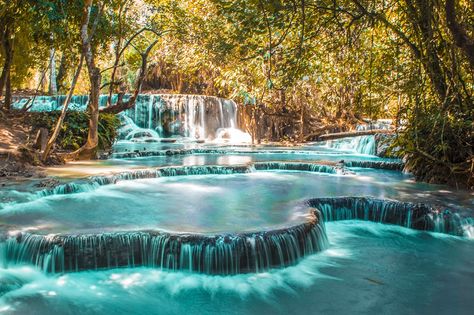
[117,113,160,141]
[343,160,404,171]
[12,94,121,112]
[12,94,251,143]
[354,136,376,155]
[307,197,468,236]
[0,213,328,274]
[325,135,376,155]
[2,195,471,275]
[123,94,249,142]
[253,162,338,174]
[35,163,339,198]
[110,148,404,171]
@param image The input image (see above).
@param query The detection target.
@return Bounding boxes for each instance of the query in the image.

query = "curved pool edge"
[1,211,328,275]
[1,196,471,275]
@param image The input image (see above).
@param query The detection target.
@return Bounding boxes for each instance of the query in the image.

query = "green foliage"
[2,0,473,186]
[29,111,120,151]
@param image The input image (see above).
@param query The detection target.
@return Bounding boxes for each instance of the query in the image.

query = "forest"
[1,2,474,314]
[0,0,473,188]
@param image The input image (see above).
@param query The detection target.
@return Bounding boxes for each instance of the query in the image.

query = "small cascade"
[117,113,160,142]
[34,163,343,198]
[36,181,102,197]
[325,135,376,155]
[1,214,328,274]
[156,165,250,177]
[354,136,376,155]
[253,162,337,174]
[343,160,404,171]
[307,197,467,236]
[12,95,118,111]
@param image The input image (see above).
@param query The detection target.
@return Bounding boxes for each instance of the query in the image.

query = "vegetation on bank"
[0,0,472,188]
[28,112,120,151]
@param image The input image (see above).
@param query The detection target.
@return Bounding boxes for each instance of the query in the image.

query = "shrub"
[29,111,121,151]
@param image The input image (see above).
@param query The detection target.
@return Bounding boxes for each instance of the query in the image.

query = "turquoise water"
[1,171,473,235]
[1,136,473,314]
[1,221,473,314]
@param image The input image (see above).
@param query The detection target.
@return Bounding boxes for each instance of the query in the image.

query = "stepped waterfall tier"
[1,194,470,274]
[308,197,468,236]
[1,165,472,275]
[1,213,328,274]
[30,163,339,198]
[323,135,377,155]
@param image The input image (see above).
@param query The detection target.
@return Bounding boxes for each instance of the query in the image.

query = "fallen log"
[314,129,394,142]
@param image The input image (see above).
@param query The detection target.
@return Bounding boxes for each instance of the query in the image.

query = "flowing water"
[13,94,251,143]
[3,95,474,314]
[0,221,473,314]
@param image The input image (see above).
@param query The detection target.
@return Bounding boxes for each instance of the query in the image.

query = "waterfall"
[117,113,160,141]
[324,135,376,155]
[34,163,339,198]
[343,160,404,171]
[2,196,472,274]
[253,162,338,174]
[307,197,468,236]
[1,216,328,274]
[122,94,248,142]
[12,94,250,143]
[12,95,116,111]
[354,136,376,155]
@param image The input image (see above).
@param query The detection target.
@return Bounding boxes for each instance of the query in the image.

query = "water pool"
[1,137,473,314]
[1,221,473,314]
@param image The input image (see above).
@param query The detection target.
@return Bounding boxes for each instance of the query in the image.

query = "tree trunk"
[84,67,101,152]
[4,70,11,110]
[406,0,448,102]
[69,0,100,159]
[107,38,123,107]
[0,24,13,102]
[445,0,474,70]
[299,103,305,142]
[49,47,57,95]
[56,53,68,92]
[42,55,84,161]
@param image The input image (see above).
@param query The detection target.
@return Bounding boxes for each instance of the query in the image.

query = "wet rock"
[375,133,400,158]
[35,178,60,189]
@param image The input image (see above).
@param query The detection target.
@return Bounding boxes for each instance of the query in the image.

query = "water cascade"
[325,135,376,155]
[123,94,249,142]
[253,162,338,174]
[2,196,471,275]
[1,213,328,274]
[308,197,468,236]
[343,160,404,171]
[12,94,251,143]
[12,94,118,112]
[110,148,404,171]
[35,163,339,198]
